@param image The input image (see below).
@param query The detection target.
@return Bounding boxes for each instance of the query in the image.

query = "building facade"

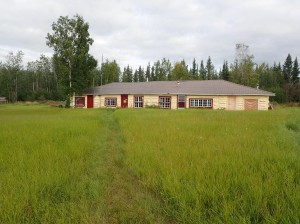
[71,80,275,110]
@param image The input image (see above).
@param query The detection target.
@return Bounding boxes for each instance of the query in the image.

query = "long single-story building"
[71,80,275,110]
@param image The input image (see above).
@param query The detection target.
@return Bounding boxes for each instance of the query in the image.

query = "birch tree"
[46,14,97,99]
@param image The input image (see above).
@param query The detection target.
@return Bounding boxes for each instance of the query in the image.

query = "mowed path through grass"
[0,105,166,223]
[1,105,300,223]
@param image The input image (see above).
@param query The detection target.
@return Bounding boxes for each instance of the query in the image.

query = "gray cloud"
[0,0,299,70]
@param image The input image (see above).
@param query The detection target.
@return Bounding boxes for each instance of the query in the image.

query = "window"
[178,95,186,108]
[189,99,213,108]
[134,96,143,108]
[105,98,117,107]
[159,96,171,109]
[75,97,85,107]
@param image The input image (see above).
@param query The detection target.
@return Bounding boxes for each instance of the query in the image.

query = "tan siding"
[94,96,101,108]
[92,94,269,110]
[142,95,177,109]
[258,97,269,110]
[236,97,245,110]
[128,95,134,108]
[144,95,159,108]
[216,96,227,109]
[236,96,269,110]
[171,95,177,109]
[227,96,236,110]
[99,95,121,108]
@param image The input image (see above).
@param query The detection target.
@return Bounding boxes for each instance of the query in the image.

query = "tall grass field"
[0,104,299,223]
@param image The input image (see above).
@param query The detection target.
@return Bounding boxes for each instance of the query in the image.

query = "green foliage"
[122,65,133,82]
[220,60,230,80]
[292,57,299,84]
[137,66,145,82]
[1,42,299,103]
[284,83,300,102]
[189,58,198,80]
[145,63,151,81]
[171,60,189,80]
[199,60,206,80]
[230,43,258,87]
[283,54,293,83]
[26,54,61,100]
[46,14,97,96]
[146,58,172,81]
[206,56,217,80]
[100,59,121,85]
[2,51,24,102]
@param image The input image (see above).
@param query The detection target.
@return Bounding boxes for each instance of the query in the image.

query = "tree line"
[0,15,299,103]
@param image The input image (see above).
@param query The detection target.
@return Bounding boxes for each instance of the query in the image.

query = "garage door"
[244,99,258,110]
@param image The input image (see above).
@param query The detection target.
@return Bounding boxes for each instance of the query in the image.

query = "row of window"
[190,99,213,108]
[104,96,213,109]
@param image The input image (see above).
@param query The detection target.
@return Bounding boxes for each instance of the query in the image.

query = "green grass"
[114,108,300,223]
[0,105,165,223]
[1,105,300,223]
[0,105,104,223]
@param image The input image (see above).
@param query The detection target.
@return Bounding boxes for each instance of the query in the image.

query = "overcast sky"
[0,0,299,70]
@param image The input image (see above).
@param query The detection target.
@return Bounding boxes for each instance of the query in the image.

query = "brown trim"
[75,96,85,108]
[189,98,213,109]
[159,96,171,109]
[105,97,117,107]
[133,95,144,108]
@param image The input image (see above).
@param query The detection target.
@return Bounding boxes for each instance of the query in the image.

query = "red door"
[121,94,128,108]
[87,95,93,108]
[178,95,186,109]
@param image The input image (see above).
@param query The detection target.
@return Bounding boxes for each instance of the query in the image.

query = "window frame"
[159,96,171,109]
[75,97,85,108]
[105,97,117,107]
[134,95,144,108]
[189,98,213,109]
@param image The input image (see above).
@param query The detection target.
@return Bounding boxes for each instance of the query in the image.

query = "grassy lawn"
[0,104,300,223]
[114,108,300,223]
[0,105,165,223]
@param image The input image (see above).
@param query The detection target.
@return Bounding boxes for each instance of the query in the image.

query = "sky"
[0,0,299,71]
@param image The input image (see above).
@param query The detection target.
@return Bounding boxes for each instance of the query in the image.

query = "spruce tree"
[283,54,293,83]
[150,65,155,81]
[138,66,145,82]
[145,63,151,81]
[190,58,198,80]
[199,60,206,80]
[122,67,126,82]
[221,60,230,80]
[292,57,299,84]
[206,56,214,80]
[122,65,133,82]
[133,70,138,82]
